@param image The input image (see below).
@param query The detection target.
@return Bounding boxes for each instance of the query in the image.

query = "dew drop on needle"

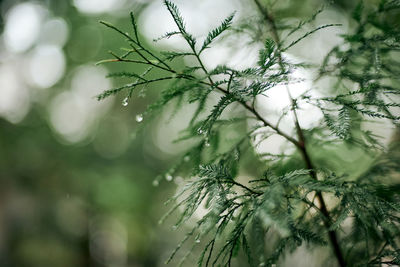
[122,97,129,107]
[136,114,143,122]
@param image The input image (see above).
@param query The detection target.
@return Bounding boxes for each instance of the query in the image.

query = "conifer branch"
[164,3,300,148]
[99,1,400,265]
[253,0,346,266]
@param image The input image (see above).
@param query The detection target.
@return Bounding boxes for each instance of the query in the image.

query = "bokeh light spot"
[28,45,66,89]
[3,3,45,53]
[0,65,30,123]
[39,17,69,47]
[49,91,90,143]
[73,0,126,15]
[49,65,113,143]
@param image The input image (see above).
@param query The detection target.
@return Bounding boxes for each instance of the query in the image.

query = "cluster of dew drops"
[122,97,143,123]
[151,157,190,187]
[152,173,172,187]
[122,97,211,187]
[197,128,210,147]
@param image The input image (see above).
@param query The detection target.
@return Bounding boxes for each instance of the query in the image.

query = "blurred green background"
[0,0,396,266]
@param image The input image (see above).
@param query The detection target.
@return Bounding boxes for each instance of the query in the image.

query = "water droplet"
[122,97,129,106]
[183,155,190,162]
[172,225,178,230]
[197,128,203,135]
[165,173,173,181]
[152,180,159,187]
[205,139,210,147]
[195,239,201,243]
[136,114,143,122]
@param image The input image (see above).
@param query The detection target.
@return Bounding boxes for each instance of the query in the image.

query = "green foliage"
[200,12,236,53]
[98,0,400,266]
[164,0,196,48]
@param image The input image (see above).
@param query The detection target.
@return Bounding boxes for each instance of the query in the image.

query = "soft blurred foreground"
[0,0,398,266]
[0,1,178,266]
